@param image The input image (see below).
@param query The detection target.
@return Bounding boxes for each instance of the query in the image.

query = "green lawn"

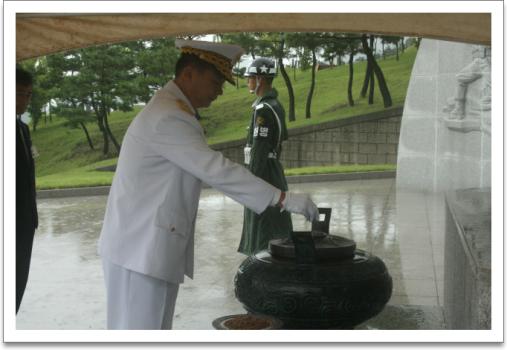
[32,46,416,187]
[202,47,415,144]
[37,162,396,190]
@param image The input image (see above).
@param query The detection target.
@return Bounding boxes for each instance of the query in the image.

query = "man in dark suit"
[16,67,38,313]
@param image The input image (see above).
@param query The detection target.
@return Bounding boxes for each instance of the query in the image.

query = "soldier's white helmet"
[244,58,277,77]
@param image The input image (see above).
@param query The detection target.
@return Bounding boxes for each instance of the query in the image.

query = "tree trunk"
[79,121,95,150]
[347,50,354,107]
[395,42,399,61]
[278,37,296,122]
[382,41,385,60]
[104,114,120,154]
[400,38,405,53]
[361,35,392,108]
[305,49,317,119]
[360,59,372,98]
[98,114,109,155]
[103,115,121,154]
[368,69,375,104]
[251,52,256,60]
[372,60,392,107]
[92,99,109,155]
[99,99,121,154]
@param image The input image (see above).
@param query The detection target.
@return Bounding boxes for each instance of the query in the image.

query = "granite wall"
[211,107,403,169]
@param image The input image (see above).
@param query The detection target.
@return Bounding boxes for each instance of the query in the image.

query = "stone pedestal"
[444,188,491,329]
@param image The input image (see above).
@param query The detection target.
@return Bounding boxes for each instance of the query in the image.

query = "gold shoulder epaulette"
[176,99,193,116]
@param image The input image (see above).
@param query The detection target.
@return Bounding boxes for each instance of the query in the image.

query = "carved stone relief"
[443,45,491,134]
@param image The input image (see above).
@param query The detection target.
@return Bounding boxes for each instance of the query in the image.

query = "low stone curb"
[285,170,396,184]
[37,171,396,199]
[37,186,111,199]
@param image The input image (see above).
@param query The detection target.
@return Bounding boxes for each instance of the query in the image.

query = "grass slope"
[32,47,416,183]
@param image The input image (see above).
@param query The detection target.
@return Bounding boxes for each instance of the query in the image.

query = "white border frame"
[4,0,503,344]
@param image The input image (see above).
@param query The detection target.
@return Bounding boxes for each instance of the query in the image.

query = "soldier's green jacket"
[238,88,293,255]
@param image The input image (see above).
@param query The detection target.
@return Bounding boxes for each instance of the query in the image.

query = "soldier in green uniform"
[238,58,293,255]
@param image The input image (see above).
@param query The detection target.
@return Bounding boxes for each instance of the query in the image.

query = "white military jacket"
[98,81,277,284]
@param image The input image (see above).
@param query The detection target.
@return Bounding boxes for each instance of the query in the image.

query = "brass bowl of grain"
[212,314,283,330]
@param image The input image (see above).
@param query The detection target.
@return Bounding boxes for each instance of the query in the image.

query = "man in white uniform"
[98,39,319,330]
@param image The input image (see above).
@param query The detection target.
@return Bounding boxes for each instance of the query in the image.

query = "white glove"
[281,192,319,222]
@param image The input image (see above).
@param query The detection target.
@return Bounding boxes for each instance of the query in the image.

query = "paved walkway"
[17,178,445,330]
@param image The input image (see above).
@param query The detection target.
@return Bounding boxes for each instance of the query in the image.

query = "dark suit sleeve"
[16,122,38,230]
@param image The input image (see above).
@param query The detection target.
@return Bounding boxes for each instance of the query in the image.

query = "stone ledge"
[445,188,491,275]
[285,171,396,184]
[444,187,491,330]
[37,186,111,199]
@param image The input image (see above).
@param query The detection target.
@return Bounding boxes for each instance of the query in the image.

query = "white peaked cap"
[175,39,245,85]
[175,39,244,64]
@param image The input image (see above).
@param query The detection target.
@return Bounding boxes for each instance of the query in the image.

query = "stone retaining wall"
[211,107,403,168]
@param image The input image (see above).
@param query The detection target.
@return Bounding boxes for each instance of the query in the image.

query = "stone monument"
[397,39,491,192]
[396,39,491,329]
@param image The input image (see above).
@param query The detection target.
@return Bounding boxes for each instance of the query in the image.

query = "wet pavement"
[16,178,446,330]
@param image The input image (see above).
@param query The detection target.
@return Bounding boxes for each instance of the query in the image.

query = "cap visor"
[226,77,236,86]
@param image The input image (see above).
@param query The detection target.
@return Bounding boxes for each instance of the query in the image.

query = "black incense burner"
[234,208,393,329]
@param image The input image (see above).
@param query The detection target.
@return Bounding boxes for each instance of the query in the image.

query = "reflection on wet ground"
[16,178,446,330]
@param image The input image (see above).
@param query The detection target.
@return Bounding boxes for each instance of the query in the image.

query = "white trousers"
[102,259,179,330]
